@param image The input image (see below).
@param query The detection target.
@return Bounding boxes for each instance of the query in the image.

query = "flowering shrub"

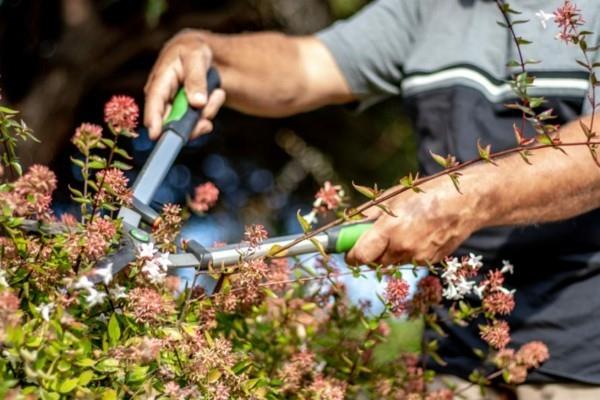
[0,101,548,399]
[5,0,600,397]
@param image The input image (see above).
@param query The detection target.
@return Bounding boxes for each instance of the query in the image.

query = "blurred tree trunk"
[12,0,333,168]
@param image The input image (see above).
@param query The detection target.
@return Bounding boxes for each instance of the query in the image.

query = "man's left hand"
[346,179,486,266]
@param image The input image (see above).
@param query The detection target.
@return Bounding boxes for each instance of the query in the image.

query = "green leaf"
[58,378,79,394]
[207,369,222,383]
[101,138,115,148]
[351,181,379,200]
[516,37,532,45]
[528,97,545,109]
[476,140,495,165]
[88,160,106,169]
[78,370,95,386]
[536,134,553,145]
[127,366,149,384]
[95,358,119,373]
[70,157,85,168]
[376,203,397,217]
[0,106,18,114]
[110,160,132,170]
[296,210,312,233]
[267,244,288,258]
[429,150,448,168]
[113,147,133,160]
[310,238,328,258]
[102,389,118,400]
[68,185,84,198]
[108,314,121,345]
[580,120,595,138]
[449,172,462,194]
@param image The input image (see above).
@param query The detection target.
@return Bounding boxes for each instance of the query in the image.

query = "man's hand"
[144,29,227,140]
[346,180,484,266]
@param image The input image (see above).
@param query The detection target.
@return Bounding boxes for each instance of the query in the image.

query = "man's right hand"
[144,29,227,140]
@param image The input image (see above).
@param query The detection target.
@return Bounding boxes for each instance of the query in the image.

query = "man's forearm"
[200,31,355,117]
[463,115,600,229]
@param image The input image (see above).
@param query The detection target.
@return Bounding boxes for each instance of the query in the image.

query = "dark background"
[0,0,417,244]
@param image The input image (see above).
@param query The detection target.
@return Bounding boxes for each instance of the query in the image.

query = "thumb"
[345,223,389,266]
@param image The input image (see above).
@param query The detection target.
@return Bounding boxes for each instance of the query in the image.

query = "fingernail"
[193,92,207,104]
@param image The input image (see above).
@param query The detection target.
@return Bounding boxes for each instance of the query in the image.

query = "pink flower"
[72,123,103,152]
[12,164,57,217]
[0,290,20,342]
[104,95,139,133]
[163,381,181,397]
[82,217,117,260]
[16,164,57,195]
[0,291,19,313]
[482,269,505,291]
[385,277,410,316]
[308,375,347,400]
[126,287,175,324]
[483,291,515,316]
[553,1,584,43]
[480,320,511,349]
[95,168,132,205]
[60,213,78,227]
[314,181,344,211]
[244,224,269,247]
[190,182,219,213]
[280,350,316,392]
[425,389,454,400]
[411,275,442,315]
[267,258,291,291]
[494,348,516,368]
[186,337,236,383]
[517,341,550,368]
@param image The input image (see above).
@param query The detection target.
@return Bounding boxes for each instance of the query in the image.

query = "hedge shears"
[24,68,373,292]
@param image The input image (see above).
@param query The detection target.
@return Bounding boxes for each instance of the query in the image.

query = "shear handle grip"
[163,67,221,141]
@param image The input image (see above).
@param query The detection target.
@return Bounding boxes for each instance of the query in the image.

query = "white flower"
[137,242,157,259]
[97,313,108,323]
[535,10,554,29]
[443,284,460,300]
[85,287,107,307]
[456,276,475,297]
[499,287,516,296]
[0,269,8,288]
[2,349,19,365]
[467,253,483,269]
[501,260,514,275]
[73,276,95,291]
[303,210,318,225]
[37,303,55,322]
[156,253,172,270]
[109,285,128,300]
[95,262,113,285]
[442,257,461,280]
[473,284,487,300]
[142,260,166,284]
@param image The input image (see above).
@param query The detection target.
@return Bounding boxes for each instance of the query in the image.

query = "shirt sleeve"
[316,0,421,102]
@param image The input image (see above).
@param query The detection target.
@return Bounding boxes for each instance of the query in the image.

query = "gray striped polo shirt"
[318,0,600,384]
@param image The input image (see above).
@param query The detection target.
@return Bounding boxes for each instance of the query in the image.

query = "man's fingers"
[346,225,389,266]
[182,49,211,109]
[191,119,214,138]
[145,67,179,140]
[202,89,226,120]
